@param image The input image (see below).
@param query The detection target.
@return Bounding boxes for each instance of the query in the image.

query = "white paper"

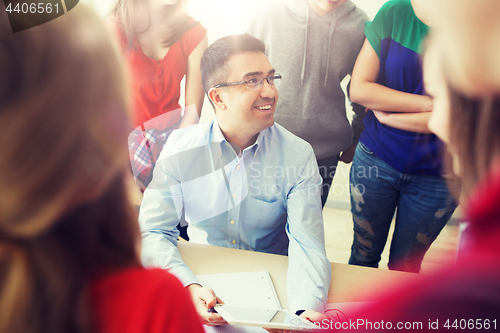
[204,325,266,333]
[196,271,282,310]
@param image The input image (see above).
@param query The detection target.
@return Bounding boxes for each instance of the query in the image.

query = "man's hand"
[264,310,328,332]
[299,309,329,324]
[187,284,227,326]
[339,143,357,164]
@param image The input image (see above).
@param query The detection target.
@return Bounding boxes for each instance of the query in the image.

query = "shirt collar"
[209,118,269,156]
[211,118,227,145]
[252,128,267,155]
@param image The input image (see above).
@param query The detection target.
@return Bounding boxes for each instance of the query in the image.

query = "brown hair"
[446,85,500,197]
[200,34,266,94]
[111,0,200,51]
[0,4,140,333]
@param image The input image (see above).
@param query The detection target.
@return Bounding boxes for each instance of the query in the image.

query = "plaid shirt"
[128,126,175,188]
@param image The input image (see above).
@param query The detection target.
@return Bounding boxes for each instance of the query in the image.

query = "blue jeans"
[348,142,457,273]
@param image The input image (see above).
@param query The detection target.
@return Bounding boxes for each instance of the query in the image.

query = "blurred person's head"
[428,0,500,96]
[0,4,139,333]
[425,35,500,197]
[111,0,196,49]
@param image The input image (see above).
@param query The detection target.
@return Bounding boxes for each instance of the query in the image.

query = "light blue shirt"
[139,119,331,312]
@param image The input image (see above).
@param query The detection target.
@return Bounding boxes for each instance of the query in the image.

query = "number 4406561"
[6,2,60,14]
[444,319,496,330]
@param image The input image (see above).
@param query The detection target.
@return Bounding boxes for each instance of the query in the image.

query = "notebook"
[196,271,281,333]
[196,271,282,310]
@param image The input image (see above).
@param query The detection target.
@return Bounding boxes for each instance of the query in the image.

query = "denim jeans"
[317,154,340,208]
[348,142,458,273]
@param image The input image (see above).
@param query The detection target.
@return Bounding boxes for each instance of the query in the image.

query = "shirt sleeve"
[138,137,199,287]
[285,146,331,313]
[364,0,393,59]
[180,22,207,57]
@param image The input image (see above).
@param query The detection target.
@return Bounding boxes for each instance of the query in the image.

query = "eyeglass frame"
[212,73,282,90]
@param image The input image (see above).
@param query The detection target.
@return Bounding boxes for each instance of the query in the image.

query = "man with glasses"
[245,0,368,207]
[139,34,331,325]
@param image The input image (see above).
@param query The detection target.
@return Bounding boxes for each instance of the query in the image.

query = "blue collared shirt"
[139,119,331,312]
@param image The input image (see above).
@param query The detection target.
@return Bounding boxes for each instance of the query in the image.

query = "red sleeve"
[180,22,207,58]
[91,268,204,333]
[337,255,500,332]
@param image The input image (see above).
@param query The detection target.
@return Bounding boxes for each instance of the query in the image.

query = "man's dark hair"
[200,34,266,94]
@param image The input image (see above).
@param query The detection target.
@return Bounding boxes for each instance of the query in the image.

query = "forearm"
[185,34,208,119]
[139,155,197,284]
[140,231,198,286]
[286,153,331,312]
[178,104,200,129]
[351,81,432,113]
[183,93,203,120]
[287,227,331,312]
[374,111,432,134]
[350,39,432,113]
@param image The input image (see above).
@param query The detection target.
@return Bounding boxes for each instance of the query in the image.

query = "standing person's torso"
[246,0,368,159]
[115,21,206,130]
[359,0,445,175]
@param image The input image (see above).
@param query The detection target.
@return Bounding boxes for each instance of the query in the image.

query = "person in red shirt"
[110,0,208,189]
[0,4,204,333]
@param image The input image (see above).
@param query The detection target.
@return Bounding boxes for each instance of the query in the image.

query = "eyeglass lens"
[246,75,281,90]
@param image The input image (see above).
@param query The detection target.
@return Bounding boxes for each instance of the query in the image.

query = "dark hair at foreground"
[200,34,266,94]
[0,4,140,333]
[447,84,500,197]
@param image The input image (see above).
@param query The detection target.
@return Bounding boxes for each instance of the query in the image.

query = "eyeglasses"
[213,74,282,90]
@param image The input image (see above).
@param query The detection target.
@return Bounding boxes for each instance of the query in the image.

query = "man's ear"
[208,88,227,110]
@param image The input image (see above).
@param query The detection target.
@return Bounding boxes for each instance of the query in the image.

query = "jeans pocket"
[358,142,374,155]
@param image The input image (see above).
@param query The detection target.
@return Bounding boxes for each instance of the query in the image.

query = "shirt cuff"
[167,265,199,287]
[295,310,306,316]
[289,296,326,314]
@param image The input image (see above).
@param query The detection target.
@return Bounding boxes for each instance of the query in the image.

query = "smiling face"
[214,51,278,145]
[307,0,348,16]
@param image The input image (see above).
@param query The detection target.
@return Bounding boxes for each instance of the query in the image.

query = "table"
[178,242,422,310]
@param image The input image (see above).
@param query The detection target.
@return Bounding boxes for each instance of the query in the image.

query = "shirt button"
[232,240,236,244]
[230,220,235,225]
[236,165,241,170]
[233,193,237,198]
